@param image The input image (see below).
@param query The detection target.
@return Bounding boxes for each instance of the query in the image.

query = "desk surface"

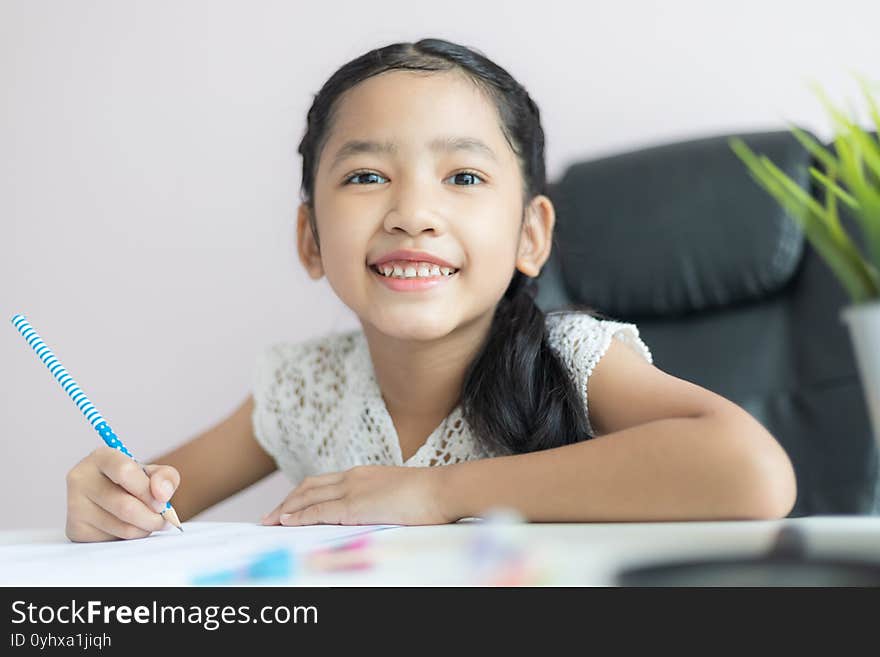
[2,516,879,586]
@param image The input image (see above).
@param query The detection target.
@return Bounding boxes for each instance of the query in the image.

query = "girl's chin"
[368,315,456,341]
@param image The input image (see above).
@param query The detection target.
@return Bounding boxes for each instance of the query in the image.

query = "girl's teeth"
[376,262,457,278]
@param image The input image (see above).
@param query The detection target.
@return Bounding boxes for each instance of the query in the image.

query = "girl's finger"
[82,497,153,540]
[261,472,346,525]
[280,484,346,518]
[262,495,302,525]
[143,464,181,503]
[280,500,349,526]
[93,446,161,514]
[261,494,301,525]
[260,504,283,525]
[66,518,118,543]
[295,472,346,493]
[87,476,167,533]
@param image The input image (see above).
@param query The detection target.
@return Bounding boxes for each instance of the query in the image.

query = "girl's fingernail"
[280,513,292,524]
[160,480,174,499]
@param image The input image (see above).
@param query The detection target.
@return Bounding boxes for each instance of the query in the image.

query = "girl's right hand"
[65,445,180,543]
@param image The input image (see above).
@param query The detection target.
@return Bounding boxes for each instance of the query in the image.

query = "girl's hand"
[65,445,181,542]
[260,465,453,527]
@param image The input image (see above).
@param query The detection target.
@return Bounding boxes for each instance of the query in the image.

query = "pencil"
[10,314,183,532]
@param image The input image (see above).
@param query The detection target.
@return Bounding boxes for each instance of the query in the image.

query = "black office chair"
[536,130,880,517]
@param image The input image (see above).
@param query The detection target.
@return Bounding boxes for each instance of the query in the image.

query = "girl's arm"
[148,395,278,522]
[438,340,798,522]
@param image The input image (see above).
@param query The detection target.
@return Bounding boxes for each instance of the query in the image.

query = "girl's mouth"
[368,263,460,292]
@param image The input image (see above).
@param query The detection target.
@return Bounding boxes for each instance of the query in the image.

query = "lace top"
[251,310,653,484]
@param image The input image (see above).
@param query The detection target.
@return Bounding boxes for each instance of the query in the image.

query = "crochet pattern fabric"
[251,311,653,484]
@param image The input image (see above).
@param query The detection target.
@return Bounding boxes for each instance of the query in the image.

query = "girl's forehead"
[327,70,507,146]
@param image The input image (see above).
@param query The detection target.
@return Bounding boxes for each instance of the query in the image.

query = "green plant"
[729,75,880,303]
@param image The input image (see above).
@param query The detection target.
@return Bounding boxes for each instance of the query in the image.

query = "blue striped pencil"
[11,313,183,532]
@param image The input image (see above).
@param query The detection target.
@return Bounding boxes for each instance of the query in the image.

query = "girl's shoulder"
[544,309,653,367]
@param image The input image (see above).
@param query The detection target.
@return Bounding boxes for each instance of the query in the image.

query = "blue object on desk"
[191,548,296,585]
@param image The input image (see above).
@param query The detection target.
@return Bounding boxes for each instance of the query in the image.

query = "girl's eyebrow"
[329,135,499,170]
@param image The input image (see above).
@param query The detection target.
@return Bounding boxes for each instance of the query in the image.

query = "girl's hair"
[297,38,602,454]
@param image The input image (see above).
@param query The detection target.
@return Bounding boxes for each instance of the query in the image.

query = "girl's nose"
[383,195,446,235]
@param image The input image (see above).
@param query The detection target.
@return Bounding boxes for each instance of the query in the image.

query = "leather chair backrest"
[536,131,880,516]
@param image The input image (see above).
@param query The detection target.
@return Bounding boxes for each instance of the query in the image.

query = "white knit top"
[251,310,653,485]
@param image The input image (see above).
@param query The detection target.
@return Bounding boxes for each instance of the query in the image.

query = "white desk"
[2,516,879,586]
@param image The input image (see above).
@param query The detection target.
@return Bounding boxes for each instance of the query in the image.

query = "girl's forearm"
[437,412,797,523]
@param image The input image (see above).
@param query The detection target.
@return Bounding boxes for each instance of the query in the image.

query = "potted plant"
[729,75,880,449]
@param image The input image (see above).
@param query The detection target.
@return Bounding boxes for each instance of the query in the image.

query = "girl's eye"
[343,170,485,186]
[447,171,484,186]
[345,171,387,185]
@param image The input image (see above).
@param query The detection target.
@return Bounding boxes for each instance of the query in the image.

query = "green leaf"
[809,166,858,210]
[788,123,839,176]
[849,125,880,183]
[729,79,880,302]
[767,156,880,297]
[832,131,880,268]
[808,166,859,252]
[761,156,832,222]
[729,137,878,302]
[834,132,866,188]
[821,169,880,296]
[810,81,861,137]
[854,72,880,138]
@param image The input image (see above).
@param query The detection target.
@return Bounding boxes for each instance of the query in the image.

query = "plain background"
[2,0,879,530]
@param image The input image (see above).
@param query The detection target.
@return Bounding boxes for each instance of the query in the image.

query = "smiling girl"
[64,38,796,542]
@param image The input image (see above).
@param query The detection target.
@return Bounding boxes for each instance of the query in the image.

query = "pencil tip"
[162,505,184,532]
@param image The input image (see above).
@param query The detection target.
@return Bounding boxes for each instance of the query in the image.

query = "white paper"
[0,521,400,586]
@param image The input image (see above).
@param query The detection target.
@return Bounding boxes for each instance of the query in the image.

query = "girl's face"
[299,69,551,342]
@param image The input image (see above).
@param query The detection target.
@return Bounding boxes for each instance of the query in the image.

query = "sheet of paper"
[0,522,400,586]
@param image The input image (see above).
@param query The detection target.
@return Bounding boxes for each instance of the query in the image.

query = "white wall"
[2,0,878,529]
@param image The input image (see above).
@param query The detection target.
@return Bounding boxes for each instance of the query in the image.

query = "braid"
[461,270,593,455]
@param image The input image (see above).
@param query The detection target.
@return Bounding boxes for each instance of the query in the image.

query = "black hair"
[297,38,601,454]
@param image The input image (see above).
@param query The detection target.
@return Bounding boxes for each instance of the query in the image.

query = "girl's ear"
[515,195,555,278]
[296,203,325,279]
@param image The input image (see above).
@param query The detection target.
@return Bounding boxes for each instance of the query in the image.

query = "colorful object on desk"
[10,314,183,532]
[466,507,552,585]
[192,548,294,585]
[476,552,552,586]
[467,507,527,565]
[307,533,375,572]
[315,533,372,554]
[191,533,378,585]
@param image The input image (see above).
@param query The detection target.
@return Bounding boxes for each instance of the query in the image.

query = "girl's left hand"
[260,465,454,527]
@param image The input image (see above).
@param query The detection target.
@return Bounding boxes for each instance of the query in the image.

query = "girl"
[64,38,796,542]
